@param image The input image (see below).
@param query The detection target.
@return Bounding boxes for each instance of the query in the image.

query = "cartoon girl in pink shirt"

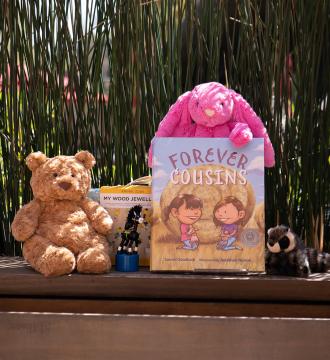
[164,194,203,250]
[213,196,245,251]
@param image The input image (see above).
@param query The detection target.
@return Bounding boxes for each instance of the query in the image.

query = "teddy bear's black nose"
[59,182,72,191]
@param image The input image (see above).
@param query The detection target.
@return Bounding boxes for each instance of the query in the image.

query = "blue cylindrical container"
[115,253,139,272]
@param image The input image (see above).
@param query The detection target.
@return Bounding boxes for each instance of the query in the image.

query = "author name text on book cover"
[151,138,265,272]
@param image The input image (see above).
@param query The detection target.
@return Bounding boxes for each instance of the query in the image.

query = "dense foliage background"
[0,0,329,255]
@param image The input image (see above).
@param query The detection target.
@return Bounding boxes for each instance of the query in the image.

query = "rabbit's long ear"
[230,90,275,167]
[155,91,193,136]
[230,90,264,135]
[148,91,193,167]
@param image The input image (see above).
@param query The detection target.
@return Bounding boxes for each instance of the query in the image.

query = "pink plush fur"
[148,82,275,167]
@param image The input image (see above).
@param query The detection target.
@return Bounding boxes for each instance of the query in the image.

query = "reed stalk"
[0,0,329,255]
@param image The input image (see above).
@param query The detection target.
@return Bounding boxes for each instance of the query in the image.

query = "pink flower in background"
[62,75,109,103]
[0,67,109,104]
[0,64,29,90]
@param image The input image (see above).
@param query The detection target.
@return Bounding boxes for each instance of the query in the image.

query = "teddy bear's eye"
[71,174,75,177]
[53,173,58,178]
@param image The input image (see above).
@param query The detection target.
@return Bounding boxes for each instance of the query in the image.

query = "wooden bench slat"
[0,257,330,302]
[1,312,330,360]
[1,297,330,318]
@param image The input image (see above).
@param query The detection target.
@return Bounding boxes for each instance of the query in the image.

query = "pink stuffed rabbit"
[148,82,275,167]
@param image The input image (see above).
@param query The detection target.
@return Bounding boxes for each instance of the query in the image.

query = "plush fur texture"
[266,225,330,277]
[148,82,275,167]
[11,151,113,277]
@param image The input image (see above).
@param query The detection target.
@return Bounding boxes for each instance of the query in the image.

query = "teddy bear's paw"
[37,247,76,277]
[77,248,111,274]
[97,216,113,234]
[11,217,36,241]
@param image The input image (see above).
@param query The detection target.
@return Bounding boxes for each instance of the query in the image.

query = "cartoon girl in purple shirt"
[164,194,203,250]
[213,196,246,251]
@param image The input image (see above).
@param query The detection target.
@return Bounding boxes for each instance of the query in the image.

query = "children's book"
[100,179,152,266]
[151,138,265,272]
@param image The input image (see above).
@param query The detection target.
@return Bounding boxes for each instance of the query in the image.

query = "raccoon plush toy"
[266,225,330,277]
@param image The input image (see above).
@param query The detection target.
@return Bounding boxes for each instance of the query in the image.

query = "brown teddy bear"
[11,151,113,277]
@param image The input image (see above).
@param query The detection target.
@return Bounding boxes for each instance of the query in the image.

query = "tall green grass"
[0,0,329,255]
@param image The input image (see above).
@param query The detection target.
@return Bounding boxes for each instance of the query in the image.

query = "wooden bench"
[0,257,330,359]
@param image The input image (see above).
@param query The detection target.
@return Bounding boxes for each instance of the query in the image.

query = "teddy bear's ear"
[75,151,96,169]
[26,152,48,171]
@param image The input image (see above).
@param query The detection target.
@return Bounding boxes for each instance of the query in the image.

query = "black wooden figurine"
[117,205,145,255]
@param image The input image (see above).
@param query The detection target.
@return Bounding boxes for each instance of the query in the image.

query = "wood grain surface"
[1,257,330,359]
[1,297,330,318]
[0,257,329,302]
[0,312,329,360]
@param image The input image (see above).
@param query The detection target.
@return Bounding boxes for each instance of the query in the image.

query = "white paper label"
[100,193,152,209]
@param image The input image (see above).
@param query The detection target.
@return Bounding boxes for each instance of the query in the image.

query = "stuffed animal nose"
[59,182,72,191]
[204,108,215,117]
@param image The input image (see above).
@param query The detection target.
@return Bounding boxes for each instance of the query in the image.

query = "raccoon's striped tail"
[305,248,330,273]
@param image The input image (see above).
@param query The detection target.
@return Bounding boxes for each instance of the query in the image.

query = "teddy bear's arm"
[11,200,41,241]
[80,198,113,235]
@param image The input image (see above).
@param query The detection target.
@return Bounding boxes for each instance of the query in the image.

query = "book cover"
[100,185,152,265]
[151,138,265,272]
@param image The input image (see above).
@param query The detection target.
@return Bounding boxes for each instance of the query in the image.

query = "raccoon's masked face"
[267,225,296,253]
